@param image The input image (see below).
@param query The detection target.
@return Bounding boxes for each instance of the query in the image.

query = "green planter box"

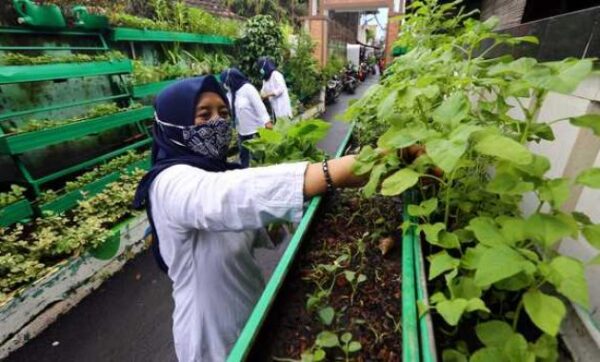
[0,106,153,155]
[110,27,234,45]
[39,158,151,215]
[132,79,178,99]
[0,59,132,84]
[0,199,34,227]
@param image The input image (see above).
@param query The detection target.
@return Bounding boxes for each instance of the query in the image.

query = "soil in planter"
[248,190,402,361]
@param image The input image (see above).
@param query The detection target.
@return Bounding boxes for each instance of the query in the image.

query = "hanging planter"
[12,0,66,29]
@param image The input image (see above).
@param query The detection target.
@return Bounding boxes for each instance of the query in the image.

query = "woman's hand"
[303,156,365,197]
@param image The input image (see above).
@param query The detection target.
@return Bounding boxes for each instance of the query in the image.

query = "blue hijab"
[133,76,241,271]
[256,57,277,80]
[220,68,250,124]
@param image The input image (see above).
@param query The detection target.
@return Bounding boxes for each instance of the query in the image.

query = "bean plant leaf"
[432,92,470,126]
[486,173,534,195]
[575,168,600,188]
[442,349,468,362]
[348,341,362,352]
[547,256,589,309]
[544,59,594,94]
[421,223,445,243]
[381,168,420,196]
[582,224,600,249]
[407,198,438,217]
[526,213,575,248]
[341,332,352,343]
[523,289,566,336]
[470,347,504,362]
[474,134,533,165]
[437,231,461,249]
[497,216,527,244]
[425,137,468,173]
[448,276,482,299]
[318,307,335,326]
[428,251,460,280]
[353,146,377,175]
[377,89,398,121]
[539,178,570,208]
[474,245,528,286]
[467,217,507,246]
[475,320,514,347]
[436,298,488,326]
[531,335,558,361]
[570,114,600,137]
[316,331,340,348]
[363,164,385,197]
[504,333,535,362]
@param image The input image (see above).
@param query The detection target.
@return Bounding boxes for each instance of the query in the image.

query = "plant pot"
[72,6,109,30]
[12,0,66,29]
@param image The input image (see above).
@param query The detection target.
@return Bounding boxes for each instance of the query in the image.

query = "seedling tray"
[0,59,132,84]
[39,158,151,215]
[110,27,234,45]
[0,106,153,155]
[132,79,177,99]
[0,199,34,228]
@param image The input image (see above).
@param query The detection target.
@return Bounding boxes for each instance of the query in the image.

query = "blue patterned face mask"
[155,116,232,160]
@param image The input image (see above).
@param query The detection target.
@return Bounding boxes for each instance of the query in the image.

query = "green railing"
[0,59,132,84]
[111,27,234,45]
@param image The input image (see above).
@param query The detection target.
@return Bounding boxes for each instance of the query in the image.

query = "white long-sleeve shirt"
[228,83,271,136]
[261,70,293,119]
[149,162,308,362]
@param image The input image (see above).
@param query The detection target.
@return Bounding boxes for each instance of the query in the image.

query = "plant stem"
[512,298,524,331]
[443,171,455,226]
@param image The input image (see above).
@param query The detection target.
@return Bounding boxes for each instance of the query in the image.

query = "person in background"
[133,75,366,361]
[220,68,273,168]
[256,56,293,120]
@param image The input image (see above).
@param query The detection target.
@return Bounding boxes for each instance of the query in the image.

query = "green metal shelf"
[110,27,234,45]
[0,106,153,155]
[0,27,108,51]
[39,157,150,215]
[132,79,177,99]
[0,59,132,85]
[0,199,34,227]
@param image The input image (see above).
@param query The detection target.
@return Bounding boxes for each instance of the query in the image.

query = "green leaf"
[523,289,566,336]
[313,349,326,361]
[545,59,594,94]
[486,173,534,195]
[575,167,600,188]
[433,93,470,126]
[377,89,398,121]
[461,245,487,270]
[531,334,558,361]
[583,224,600,249]
[381,168,420,196]
[497,216,527,244]
[316,331,340,348]
[377,125,433,149]
[348,341,361,352]
[442,349,468,362]
[467,217,507,246]
[426,137,468,173]
[539,178,570,208]
[465,298,490,313]
[474,245,527,286]
[547,256,590,308]
[526,213,574,248]
[428,251,460,280]
[318,307,335,326]
[504,333,535,362]
[340,332,352,343]
[344,270,356,282]
[408,198,438,217]
[436,298,468,326]
[448,276,482,299]
[476,320,514,347]
[353,146,377,175]
[572,211,592,225]
[470,347,504,362]
[570,114,600,136]
[363,164,385,197]
[437,231,461,249]
[421,223,445,243]
[474,134,532,165]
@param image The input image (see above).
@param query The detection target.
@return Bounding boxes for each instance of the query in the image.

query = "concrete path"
[6,76,379,362]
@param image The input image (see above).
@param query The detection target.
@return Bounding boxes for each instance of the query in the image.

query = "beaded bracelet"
[322,159,335,193]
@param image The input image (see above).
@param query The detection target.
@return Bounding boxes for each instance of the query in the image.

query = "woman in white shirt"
[257,57,293,119]
[220,68,273,168]
[133,76,364,361]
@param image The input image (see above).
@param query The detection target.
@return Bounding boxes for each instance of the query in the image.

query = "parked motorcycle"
[325,75,342,104]
[358,61,368,81]
[341,67,358,94]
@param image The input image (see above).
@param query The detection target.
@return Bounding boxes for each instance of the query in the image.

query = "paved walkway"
[6,76,380,362]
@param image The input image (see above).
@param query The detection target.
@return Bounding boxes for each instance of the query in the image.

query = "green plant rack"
[0,199,34,227]
[0,59,132,84]
[0,106,153,155]
[39,158,151,215]
[110,27,234,45]
[132,80,177,99]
